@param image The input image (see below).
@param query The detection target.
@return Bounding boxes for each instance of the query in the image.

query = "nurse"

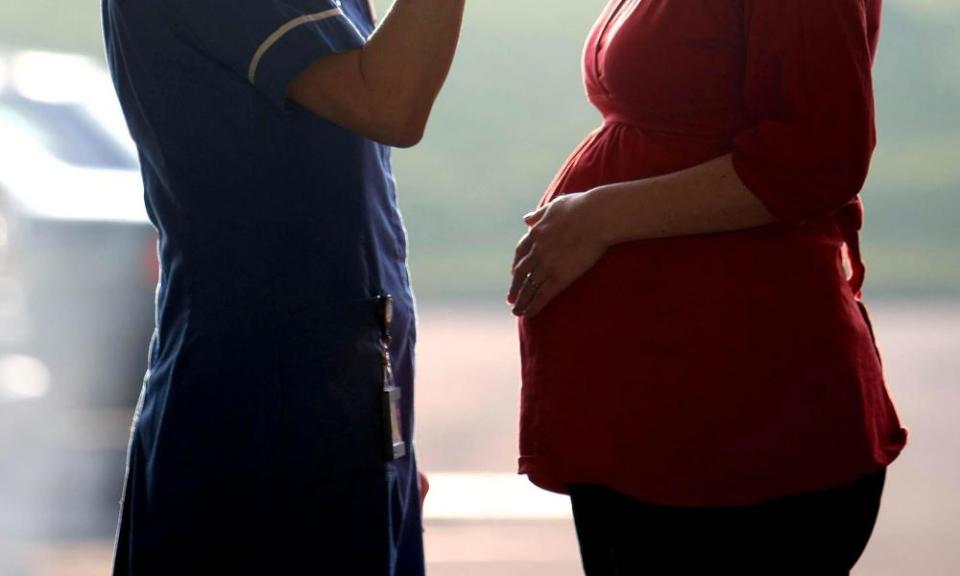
[102,0,464,574]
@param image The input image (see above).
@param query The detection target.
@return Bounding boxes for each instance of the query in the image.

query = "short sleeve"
[731,0,879,225]
[163,0,367,109]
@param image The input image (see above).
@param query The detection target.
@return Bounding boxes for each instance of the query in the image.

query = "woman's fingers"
[507,252,537,304]
[517,246,608,317]
[521,279,558,318]
[512,232,534,272]
[523,204,548,226]
[512,269,546,316]
[510,193,608,317]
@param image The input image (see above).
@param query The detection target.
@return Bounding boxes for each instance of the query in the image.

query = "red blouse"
[518,0,907,507]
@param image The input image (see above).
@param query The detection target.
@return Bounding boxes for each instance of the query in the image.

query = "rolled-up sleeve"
[163,0,367,109]
[731,0,878,225]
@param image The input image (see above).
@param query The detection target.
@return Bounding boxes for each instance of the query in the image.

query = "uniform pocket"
[275,296,386,480]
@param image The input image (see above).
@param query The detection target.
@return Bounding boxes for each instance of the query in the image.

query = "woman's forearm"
[509,155,777,317]
[585,155,777,245]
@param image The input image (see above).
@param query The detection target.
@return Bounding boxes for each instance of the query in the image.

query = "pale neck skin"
[507,154,777,317]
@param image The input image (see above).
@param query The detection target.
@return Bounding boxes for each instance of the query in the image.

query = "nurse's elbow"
[376,111,426,148]
[287,53,424,147]
[369,83,437,147]
[385,133,423,149]
[385,122,425,148]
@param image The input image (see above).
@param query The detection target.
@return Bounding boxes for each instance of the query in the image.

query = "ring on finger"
[523,271,543,289]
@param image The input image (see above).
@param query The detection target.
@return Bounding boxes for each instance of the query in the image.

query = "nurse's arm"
[288,0,466,148]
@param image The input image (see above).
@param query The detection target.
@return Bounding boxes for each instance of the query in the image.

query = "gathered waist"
[545,121,731,202]
[545,121,868,295]
[600,115,735,143]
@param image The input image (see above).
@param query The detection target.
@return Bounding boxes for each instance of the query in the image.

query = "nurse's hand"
[419,471,430,508]
[508,192,609,318]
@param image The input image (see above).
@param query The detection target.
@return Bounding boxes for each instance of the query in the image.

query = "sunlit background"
[0,1,957,574]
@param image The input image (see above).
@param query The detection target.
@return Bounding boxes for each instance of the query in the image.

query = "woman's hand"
[508,192,610,318]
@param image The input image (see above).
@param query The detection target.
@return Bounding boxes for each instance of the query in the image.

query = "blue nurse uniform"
[102,0,424,574]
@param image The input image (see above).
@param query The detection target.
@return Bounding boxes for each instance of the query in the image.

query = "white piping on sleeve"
[247,7,344,85]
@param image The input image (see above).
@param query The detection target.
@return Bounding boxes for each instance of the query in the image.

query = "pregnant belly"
[543,121,733,203]
[533,119,851,353]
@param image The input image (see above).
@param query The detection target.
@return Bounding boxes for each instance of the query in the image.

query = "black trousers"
[569,469,886,575]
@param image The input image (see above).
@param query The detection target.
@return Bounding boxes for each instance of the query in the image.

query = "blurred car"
[0,50,156,410]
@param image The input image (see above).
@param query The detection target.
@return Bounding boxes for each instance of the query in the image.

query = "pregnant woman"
[508,1,907,573]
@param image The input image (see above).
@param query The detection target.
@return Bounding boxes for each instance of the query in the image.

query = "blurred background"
[0,0,957,574]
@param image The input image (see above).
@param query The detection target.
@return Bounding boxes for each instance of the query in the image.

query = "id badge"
[378,293,407,461]
[382,373,407,461]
